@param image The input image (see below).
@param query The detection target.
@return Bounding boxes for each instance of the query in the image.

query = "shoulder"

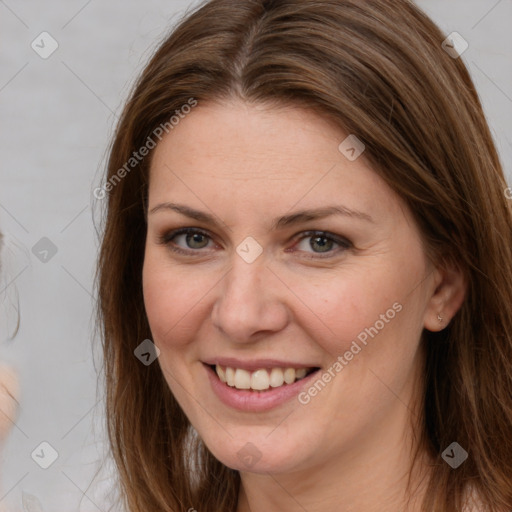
[462,485,510,512]
[462,484,484,512]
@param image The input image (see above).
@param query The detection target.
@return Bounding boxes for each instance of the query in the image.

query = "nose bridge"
[212,248,287,341]
[225,233,268,299]
[221,251,267,316]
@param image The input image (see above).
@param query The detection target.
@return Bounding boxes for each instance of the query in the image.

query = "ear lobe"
[423,261,467,332]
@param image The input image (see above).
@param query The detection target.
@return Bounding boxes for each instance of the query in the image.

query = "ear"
[423,259,467,332]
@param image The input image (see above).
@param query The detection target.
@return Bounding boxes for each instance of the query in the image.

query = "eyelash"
[158,228,352,259]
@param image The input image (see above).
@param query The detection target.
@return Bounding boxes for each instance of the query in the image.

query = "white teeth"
[283,368,295,384]
[295,368,307,379]
[251,369,270,390]
[269,368,284,387]
[225,367,235,387]
[217,365,227,383]
[234,369,251,389]
[215,365,313,391]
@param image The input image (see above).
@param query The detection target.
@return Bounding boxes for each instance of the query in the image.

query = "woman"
[97,0,512,510]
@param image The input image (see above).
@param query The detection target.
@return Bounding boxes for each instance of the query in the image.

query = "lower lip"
[204,364,320,412]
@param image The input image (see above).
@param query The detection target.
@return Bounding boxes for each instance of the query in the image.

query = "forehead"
[153,100,342,171]
[147,99,403,224]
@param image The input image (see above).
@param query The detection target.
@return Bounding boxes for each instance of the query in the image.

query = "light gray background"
[1,0,511,510]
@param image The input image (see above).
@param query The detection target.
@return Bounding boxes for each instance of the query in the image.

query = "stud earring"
[437,314,443,322]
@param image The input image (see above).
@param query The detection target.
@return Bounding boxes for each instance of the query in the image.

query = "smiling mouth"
[210,364,320,392]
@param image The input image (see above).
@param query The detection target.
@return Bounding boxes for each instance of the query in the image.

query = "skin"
[0,365,18,444]
[142,99,466,512]
[0,363,18,512]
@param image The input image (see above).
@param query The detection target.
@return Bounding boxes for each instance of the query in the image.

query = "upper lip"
[202,357,321,372]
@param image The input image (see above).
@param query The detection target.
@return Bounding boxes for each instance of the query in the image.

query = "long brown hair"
[96,0,512,510]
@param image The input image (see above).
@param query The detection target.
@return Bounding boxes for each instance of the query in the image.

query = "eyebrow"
[149,202,374,230]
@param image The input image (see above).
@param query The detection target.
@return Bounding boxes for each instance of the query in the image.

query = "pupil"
[312,236,331,252]
[188,233,207,248]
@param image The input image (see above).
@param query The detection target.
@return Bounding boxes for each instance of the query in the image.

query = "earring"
[437,314,443,323]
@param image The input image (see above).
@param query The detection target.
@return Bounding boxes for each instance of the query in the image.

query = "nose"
[211,251,289,343]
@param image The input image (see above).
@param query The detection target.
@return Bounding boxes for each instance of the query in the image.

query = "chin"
[199,429,314,474]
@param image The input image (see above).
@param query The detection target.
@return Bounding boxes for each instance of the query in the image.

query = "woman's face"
[142,99,439,474]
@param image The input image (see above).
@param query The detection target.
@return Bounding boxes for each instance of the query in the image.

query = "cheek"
[142,251,214,349]
[292,258,426,384]
[290,268,402,355]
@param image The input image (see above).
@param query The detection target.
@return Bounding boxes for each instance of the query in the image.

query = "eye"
[291,230,351,258]
[159,228,352,259]
[159,228,214,255]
